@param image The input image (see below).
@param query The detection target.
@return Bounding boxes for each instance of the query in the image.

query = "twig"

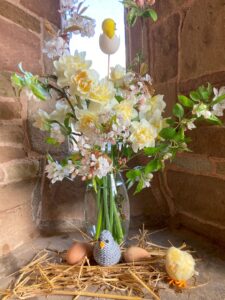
[129,270,160,300]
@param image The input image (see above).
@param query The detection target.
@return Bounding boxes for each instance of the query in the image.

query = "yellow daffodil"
[54,51,92,87]
[70,69,99,96]
[113,100,137,121]
[89,79,115,105]
[130,119,157,152]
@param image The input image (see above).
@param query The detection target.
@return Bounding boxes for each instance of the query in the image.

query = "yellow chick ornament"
[102,18,116,39]
[166,246,198,288]
[99,18,120,55]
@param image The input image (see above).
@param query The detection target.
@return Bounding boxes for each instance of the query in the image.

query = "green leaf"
[30,83,48,101]
[173,103,184,119]
[115,95,124,102]
[134,179,144,194]
[159,127,176,140]
[45,137,59,145]
[126,168,141,180]
[145,159,162,174]
[207,83,213,98]
[166,118,176,126]
[11,73,25,89]
[211,93,225,106]
[178,95,193,108]
[198,86,209,101]
[144,144,167,156]
[127,8,137,26]
[206,114,222,125]
[174,127,185,142]
[190,91,201,101]
[143,9,158,22]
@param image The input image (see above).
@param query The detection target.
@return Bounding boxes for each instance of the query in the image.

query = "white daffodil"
[130,119,157,153]
[33,109,50,131]
[89,78,115,105]
[113,100,137,122]
[50,100,70,123]
[53,50,92,87]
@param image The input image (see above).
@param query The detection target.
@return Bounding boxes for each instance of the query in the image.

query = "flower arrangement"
[11,1,225,243]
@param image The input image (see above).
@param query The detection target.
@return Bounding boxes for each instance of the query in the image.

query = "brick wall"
[0,0,60,258]
[126,0,225,245]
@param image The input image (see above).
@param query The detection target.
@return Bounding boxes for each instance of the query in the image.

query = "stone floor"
[0,227,225,299]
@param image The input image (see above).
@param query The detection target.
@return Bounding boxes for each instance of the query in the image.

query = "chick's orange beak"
[99,241,105,249]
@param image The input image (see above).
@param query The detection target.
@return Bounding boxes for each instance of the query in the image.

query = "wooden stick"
[128,270,160,300]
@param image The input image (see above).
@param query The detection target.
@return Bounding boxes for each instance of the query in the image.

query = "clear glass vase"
[84,172,130,244]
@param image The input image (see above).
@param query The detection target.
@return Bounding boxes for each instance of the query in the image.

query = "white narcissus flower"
[33,109,50,131]
[50,100,70,123]
[53,50,92,87]
[89,78,115,105]
[75,109,98,135]
[139,94,166,120]
[99,34,120,55]
[70,69,99,97]
[110,65,126,86]
[130,119,157,153]
[113,100,137,122]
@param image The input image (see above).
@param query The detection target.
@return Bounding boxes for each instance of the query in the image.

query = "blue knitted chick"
[93,230,121,266]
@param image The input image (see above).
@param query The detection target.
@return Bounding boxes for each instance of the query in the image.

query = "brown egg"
[123,246,150,263]
[66,242,93,265]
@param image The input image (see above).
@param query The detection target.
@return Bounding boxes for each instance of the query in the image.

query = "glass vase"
[84,172,130,244]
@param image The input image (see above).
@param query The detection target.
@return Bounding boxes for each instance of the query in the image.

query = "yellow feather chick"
[102,18,116,39]
[166,246,197,288]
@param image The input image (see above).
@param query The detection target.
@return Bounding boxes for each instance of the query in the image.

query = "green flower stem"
[112,196,124,244]
[109,175,114,232]
[103,176,110,231]
[95,187,103,240]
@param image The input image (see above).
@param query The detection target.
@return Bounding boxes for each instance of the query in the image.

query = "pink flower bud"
[135,0,145,7]
[146,0,155,5]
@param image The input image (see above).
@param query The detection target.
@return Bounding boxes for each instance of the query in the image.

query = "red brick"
[0,201,37,257]
[0,179,36,212]
[180,0,225,81]
[167,170,225,226]
[151,13,179,83]
[0,101,21,120]
[0,147,26,163]
[20,0,60,27]
[0,17,41,73]
[188,126,225,158]
[171,154,212,174]
[0,125,24,145]
[4,159,39,183]
[154,0,186,18]
[0,0,40,33]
